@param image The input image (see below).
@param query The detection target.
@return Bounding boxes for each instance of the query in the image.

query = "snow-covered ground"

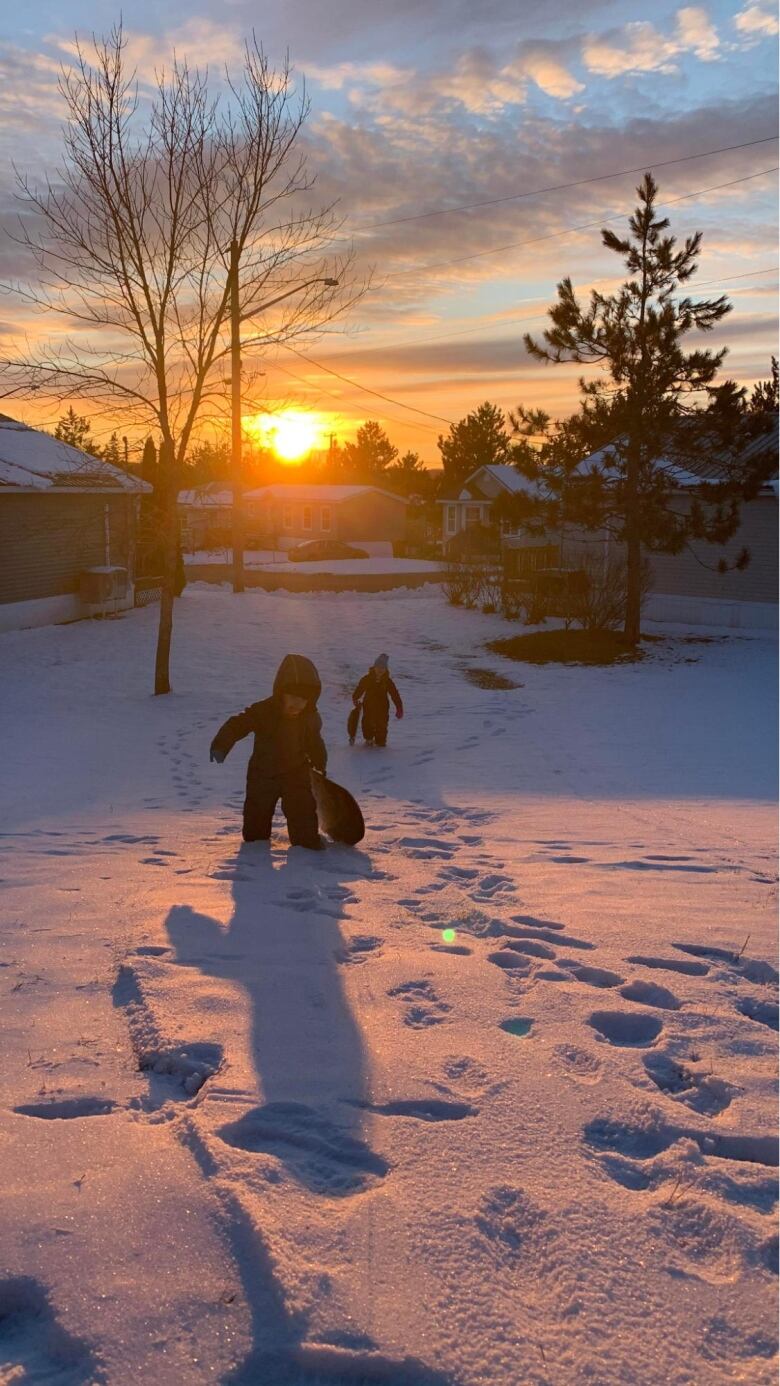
[1,587,777,1386]
[184,549,443,576]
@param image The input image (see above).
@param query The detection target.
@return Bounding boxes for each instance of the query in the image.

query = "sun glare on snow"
[245,410,328,463]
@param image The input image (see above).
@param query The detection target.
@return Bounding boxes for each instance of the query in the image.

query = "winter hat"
[372,653,390,672]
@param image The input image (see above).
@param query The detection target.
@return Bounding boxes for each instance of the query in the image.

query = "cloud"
[734,3,780,37]
[50,19,245,85]
[676,7,721,59]
[307,39,583,120]
[583,8,720,78]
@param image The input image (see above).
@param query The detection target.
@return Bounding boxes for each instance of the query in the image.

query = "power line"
[365,265,780,353]
[382,166,779,279]
[267,355,445,437]
[280,343,455,426]
[352,135,780,234]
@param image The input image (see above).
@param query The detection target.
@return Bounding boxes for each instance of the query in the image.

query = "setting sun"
[245,409,328,463]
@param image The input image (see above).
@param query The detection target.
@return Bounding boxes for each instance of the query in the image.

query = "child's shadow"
[165,842,386,1197]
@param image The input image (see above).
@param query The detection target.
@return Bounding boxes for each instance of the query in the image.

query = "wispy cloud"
[583,8,721,78]
[734,2,780,38]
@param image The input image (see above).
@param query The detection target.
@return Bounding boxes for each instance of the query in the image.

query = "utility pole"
[230,239,244,594]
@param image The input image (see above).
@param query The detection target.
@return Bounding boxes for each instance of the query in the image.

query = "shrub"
[570,554,652,632]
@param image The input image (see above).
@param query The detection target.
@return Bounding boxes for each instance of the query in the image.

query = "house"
[0,414,151,632]
[178,482,233,551]
[504,423,779,631]
[439,464,538,546]
[244,483,409,553]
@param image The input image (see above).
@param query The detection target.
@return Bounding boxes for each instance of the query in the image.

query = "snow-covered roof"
[178,483,233,507]
[478,464,534,493]
[437,463,541,502]
[245,483,407,505]
[578,421,778,496]
[0,416,151,494]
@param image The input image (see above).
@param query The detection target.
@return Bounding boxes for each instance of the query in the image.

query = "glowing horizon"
[243,409,334,464]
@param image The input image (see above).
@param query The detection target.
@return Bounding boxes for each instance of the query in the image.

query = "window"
[282,505,293,530]
[465,505,482,528]
[446,506,457,535]
[303,505,313,531]
[320,505,332,533]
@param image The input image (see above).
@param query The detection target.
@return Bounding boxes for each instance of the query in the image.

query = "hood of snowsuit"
[273,653,322,706]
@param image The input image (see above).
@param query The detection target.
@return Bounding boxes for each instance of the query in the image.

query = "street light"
[229,238,340,593]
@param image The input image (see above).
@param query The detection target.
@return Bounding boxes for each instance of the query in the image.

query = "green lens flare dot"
[442,928,456,943]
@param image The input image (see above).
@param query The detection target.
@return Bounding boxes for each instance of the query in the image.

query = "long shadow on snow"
[166,842,383,1195]
[165,842,454,1385]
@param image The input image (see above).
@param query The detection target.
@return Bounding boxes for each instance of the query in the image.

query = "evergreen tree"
[437,402,510,488]
[341,421,398,480]
[54,406,97,456]
[101,432,121,467]
[502,176,775,644]
[385,450,433,496]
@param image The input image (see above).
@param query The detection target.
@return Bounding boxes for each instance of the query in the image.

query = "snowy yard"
[1,586,777,1386]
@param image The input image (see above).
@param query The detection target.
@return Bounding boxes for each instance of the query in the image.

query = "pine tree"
[341,421,398,480]
[504,175,775,644]
[54,406,97,456]
[385,450,432,496]
[101,432,121,466]
[437,402,509,488]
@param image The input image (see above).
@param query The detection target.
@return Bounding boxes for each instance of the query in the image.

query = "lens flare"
[442,928,456,943]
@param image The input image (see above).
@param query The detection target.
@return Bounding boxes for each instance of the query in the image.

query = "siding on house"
[646,496,778,604]
[245,488,408,545]
[337,491,408,544]
[0,493,134,604]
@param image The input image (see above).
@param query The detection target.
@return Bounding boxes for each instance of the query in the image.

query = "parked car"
[287,540,369,562]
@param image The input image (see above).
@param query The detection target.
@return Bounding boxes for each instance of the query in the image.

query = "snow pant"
[361,703,389,747]
[243,768,319,847]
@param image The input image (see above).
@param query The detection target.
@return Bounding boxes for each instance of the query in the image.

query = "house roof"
[438,463,540,503]
[178,483,233,507]
[0,416,151,494]
[244,483,407,505]
[578,419,779,495]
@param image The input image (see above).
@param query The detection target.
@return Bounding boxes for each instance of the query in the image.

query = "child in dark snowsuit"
[210,654,326,849]
[351,653,403,748]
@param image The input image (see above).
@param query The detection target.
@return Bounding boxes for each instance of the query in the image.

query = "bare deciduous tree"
[2,24,360,692]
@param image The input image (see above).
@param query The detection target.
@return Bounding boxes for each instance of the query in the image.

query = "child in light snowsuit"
[210,654,326,849]
[351,653,403,748]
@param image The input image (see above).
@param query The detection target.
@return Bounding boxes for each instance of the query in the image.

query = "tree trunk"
[154,443,178,695]
[623,436,641,646]
[230,239,245,594]
[624,530,642,646]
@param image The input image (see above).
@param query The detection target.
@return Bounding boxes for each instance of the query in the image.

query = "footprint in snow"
[475,1186,547,1265]
[589,1009,663,1047]
[560,960,624,989]
[736,997,779,1032]
[554,1043,603,1085]
[388,979,450,1028]
[584,1116,779,1167]
[217,1101,388,1196]
[620,978,681,1010]
[643,1052,736,1117]
[488,949,532,974]
[334,935,383,965]
[626,954,709,978]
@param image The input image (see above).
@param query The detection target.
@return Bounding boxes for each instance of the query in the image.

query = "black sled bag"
[347,706,360,741]
[310,768,365,845]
